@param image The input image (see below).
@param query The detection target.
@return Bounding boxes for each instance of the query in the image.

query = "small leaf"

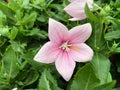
[85,4,98,22]
[70,63,100,90]
[10,27,18,40]
[0,2,15,22]
[105,30,120,40]
[21,12,37,26]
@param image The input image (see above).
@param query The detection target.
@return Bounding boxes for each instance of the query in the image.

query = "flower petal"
[68,0,75,2]
[70,43,93,62]
[64,2,85,19]
[69,23,92,44]
[55,52,75,81]
[34,42,60,64]
[69,14,87,21]
[64,0,93,20]
[48,18,69,44]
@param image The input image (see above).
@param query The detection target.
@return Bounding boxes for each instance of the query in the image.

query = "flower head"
[34,18,93,81]
[64,0,93,21]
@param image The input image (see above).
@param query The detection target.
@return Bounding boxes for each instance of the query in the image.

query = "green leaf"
[85,4,98,22]
[38,69,61,90]
[22,69,39,86]
[70,63,100,90]
[21,12,37,26]
[113,87,120,90]
[0,2,15,22]
[22,50,45,70]
[91,53,111,84]
[94,80,116,90]
[105,30,120,40]
[10,27,18,40]
[2,46,19,80]
[25,28,48,39]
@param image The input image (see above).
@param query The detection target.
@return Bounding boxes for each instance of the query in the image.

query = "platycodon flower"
[34,18,93,81]
[64,0,93,21]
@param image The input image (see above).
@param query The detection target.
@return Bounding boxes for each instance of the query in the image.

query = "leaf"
[105,30,120,40]
[85,4,98,22]
[21,12,37,26]
[70,63,100,90]
[94,80,116,90]
[25,28,48,39]
[2,46,19,80]
[10,27,18,40]
[0,83,10,90]
[22,69,39,86]
[0,2,15,22]
[22,49,45,70]
[90,53,111,84]
[113,87,120,90]
[38,69,61,90]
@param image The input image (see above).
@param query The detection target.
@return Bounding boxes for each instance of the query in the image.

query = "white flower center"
[60,41,71,51]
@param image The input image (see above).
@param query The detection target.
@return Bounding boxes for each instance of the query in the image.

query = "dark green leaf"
[22,69,39,86]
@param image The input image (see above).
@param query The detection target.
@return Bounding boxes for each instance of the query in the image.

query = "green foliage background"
[0,0,120,90]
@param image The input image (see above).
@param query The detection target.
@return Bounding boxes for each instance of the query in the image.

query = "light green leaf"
[38,69,61,90]
[91,53,111,84]
[21,12,37,26]
[94,80,116,90]
[70,63,100,90]
[10,27,18,40]
[0,2,15,22]
[2,46,19,80]
[105,30,120,40]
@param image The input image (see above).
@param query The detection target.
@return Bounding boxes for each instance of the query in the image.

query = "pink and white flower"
[34,18,93,81]
[64,0,93,21]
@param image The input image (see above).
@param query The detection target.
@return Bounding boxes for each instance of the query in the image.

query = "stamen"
[59,41,71,51]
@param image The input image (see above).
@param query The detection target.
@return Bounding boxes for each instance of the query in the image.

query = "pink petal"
[64,3,85,19]
[69,23,92,44]
[69,0,75,2]
[34,42,60,64]
[70,43,93,62]
[55,52,76,81]
[64,0,93,20]
[48,18,69,44]
[69,14,87,21]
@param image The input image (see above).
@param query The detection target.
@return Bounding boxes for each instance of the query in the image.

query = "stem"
[43,8,51,17]
[97,17,103,47]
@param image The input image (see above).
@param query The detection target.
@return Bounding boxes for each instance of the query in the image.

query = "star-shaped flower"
[34,18,93,81]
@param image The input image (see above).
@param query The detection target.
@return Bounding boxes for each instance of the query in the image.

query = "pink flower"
[64,0,93,21]
[34,18,93,81]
